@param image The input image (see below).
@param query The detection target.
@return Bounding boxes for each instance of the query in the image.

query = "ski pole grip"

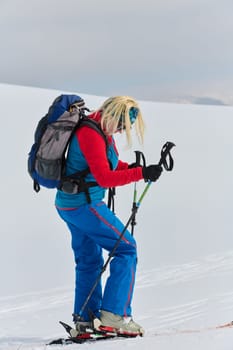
[134,150,146,167]
[158,142,175,171]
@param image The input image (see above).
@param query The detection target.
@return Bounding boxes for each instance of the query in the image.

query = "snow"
[0,83,233,349]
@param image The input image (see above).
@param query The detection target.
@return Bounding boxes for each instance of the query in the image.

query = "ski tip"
[59,321,73,332]
[47,338,72,345]
[59,320,79,338]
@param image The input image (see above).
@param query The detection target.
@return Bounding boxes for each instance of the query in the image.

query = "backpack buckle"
[60,179,80,194]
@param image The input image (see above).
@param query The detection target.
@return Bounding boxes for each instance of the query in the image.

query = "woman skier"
[55,96,162,335]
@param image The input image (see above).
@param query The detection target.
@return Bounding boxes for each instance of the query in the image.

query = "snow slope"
[0,83,233,349]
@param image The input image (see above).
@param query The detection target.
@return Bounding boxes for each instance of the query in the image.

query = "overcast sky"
[1,0,233,105]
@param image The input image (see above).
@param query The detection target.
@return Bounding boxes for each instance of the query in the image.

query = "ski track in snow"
[1,251,233,349]
[137,251,233,288]
[136,251,233,336]
[0,288,73,317]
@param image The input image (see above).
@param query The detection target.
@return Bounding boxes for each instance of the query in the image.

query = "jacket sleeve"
[116,160,129,170]
[77,127,143,188]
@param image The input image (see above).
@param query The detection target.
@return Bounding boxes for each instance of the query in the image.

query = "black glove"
[142,164,163,182]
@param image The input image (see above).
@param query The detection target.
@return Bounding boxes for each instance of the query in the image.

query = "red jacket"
[76,111,143,188]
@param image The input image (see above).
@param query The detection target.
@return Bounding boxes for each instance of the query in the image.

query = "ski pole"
[130,142,175,234]
[137,141,175,203]
[76,141,175,321]
[76,205,140,321]
[130,183,137,236]
[131,151,146,236]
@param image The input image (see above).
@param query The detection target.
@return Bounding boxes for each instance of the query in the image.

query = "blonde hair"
[98,96,145,147]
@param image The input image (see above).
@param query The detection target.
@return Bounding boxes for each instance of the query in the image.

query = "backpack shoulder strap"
[79,117,108,148]
[79,117,115,212]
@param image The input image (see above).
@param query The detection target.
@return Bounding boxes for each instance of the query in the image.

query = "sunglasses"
[117,107,139,131]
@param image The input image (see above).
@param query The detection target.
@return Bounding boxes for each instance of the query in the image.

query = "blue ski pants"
[56,200,137,321]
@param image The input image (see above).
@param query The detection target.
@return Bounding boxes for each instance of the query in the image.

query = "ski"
[48,333,117,345]
[47,320,141,345]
